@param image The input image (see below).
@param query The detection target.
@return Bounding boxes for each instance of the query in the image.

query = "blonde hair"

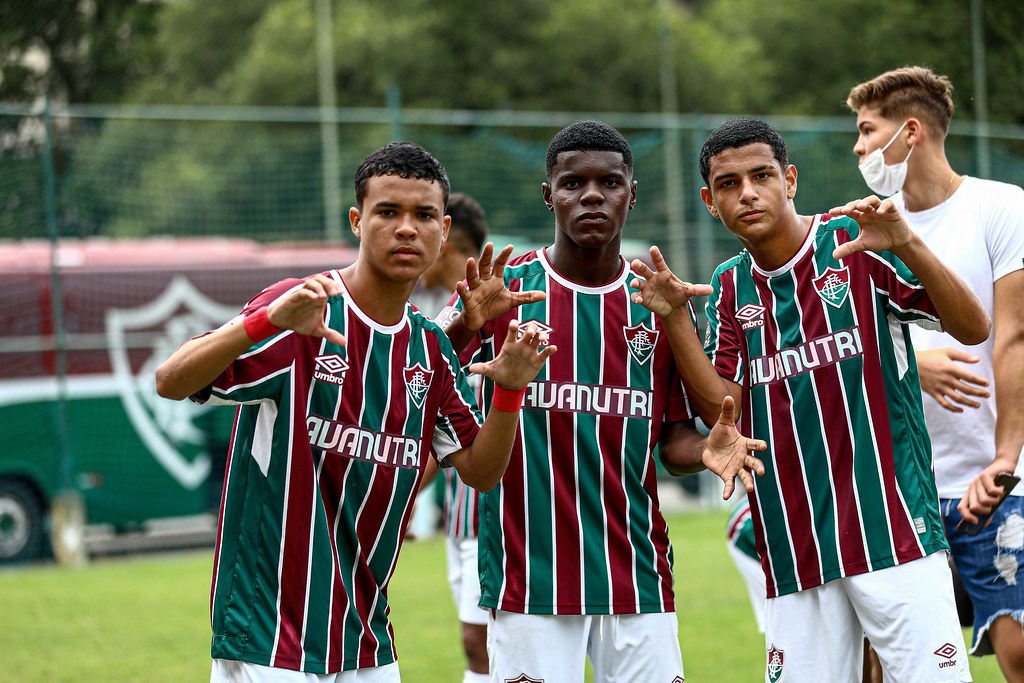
[847,66,955,138]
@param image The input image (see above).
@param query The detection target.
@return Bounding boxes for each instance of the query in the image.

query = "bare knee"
[990,615,1024,682]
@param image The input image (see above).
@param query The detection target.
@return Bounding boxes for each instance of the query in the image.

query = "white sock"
[462,671,489,683]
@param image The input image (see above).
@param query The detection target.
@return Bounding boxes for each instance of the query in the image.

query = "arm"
[155,274,346,401]
[446,321,557,491]
[659,393,766,500]
[958,269,1024,522]
[629,246,733,425]
[829,196,991,345]
[443,242,546,353]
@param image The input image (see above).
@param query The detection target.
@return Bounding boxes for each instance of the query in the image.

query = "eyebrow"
[711,164,775,184]
[373,200,440,212]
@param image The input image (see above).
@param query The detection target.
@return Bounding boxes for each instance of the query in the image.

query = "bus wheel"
[0,479,46,563]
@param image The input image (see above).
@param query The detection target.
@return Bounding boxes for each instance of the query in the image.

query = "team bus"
[0,238,358,563]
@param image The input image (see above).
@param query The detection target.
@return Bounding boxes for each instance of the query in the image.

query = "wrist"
[491,385,526,413]
[243,307,283,342]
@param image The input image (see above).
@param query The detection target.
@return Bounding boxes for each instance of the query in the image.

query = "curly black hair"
[354,141,450,208]
[698,118,788,186]
[545,120,633,178]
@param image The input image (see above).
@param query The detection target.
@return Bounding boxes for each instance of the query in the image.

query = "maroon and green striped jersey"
[439,467,479,538]
[441,248,694,615]
[197,271,482,674]
[704,214,948,599]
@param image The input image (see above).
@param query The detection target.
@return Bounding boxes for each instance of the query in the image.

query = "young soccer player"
[438,119,766,682]
[154,142,555,683]
[629,117,989,682]
[848,66,1024,679]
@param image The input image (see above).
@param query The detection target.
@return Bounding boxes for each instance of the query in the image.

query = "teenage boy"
[630,117,989,682]
[155,142,555,682]
[439,119,766,682]
[848,66,1024,680]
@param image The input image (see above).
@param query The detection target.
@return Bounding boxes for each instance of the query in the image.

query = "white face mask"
[858,120,913,196]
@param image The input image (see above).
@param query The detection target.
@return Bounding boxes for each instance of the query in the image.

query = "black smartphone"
[956,472,1021,535]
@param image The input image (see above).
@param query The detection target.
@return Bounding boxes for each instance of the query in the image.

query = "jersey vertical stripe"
[460,249,693,615]
[203,272,482,674]
[705,216,948,598]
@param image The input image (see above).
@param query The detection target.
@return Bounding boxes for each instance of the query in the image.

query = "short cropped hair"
[699,118,789,186]
[545,120,633,178]
[445,192,488,255]
[846,66,955,138]
[354,141,450,209]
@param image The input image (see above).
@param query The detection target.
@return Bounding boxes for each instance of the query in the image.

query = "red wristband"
[242,307,282,342]
[491,385,526,413]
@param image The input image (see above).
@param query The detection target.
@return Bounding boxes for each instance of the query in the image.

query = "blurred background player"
[848,66,1024,680]
[412,192,492,683]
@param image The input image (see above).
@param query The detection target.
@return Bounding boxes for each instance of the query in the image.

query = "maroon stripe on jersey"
[794,256,868,573]
[318,308,373,667]
[597,291,636,610]
[755,272,821,593]
[548,284,582,612]
[848,259,922,557]
[643,456,675,610]
[272,369,317,668]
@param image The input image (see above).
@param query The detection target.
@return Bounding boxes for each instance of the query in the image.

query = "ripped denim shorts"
[943,495,1024,656]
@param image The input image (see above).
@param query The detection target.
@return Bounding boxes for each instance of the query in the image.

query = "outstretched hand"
[828,195,913,261]
[702,395,767,499]
[629,246,713,316]
[267,274,346,347]
[455,243,546,331]
[469,320,557,390]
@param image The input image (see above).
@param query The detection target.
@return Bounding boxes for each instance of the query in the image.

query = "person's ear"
[905,117,923,146]
[700,187,719,218]
[349,207,361,240]
[786,165,798,200]
[542,182,554,211]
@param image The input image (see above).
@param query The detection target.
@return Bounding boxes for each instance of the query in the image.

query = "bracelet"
[491,385,526,413]
[242,307,282,342]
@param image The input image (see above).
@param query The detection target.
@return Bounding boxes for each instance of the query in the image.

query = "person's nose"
[739,178,758,204]
[580,181,604,205]
[853,136,867,159]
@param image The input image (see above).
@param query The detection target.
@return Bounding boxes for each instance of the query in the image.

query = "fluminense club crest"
[623,322,658,365]
[767,645,785,683]
[404,363,433,408]
[812,266,851,308]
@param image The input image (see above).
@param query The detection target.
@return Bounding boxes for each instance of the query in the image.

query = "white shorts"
[487,610,684,683]
[727,541,766,633]
[446,535,487,626]
[211,659,401,683]
[763,553,970,683]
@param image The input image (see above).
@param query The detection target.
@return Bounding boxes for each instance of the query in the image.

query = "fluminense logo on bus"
[106,276,238,490]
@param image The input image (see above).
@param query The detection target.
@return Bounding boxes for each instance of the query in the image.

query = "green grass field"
[0,509,1005,681]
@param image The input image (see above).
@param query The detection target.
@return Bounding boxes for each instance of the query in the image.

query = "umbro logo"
[518,320,553,346]
[313,353,348,385]
[934,642,959,670]
[736,303,766,331]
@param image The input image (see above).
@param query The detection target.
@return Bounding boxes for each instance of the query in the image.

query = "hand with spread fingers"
[702,395,767,500]
[629,246,713,317]
[268,274,347,347]
[468,320,557,390]
[828,195,913,260]
[454,243,546,331]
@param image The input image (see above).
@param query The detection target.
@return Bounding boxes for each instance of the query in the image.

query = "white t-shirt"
[893,176,1024,498]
